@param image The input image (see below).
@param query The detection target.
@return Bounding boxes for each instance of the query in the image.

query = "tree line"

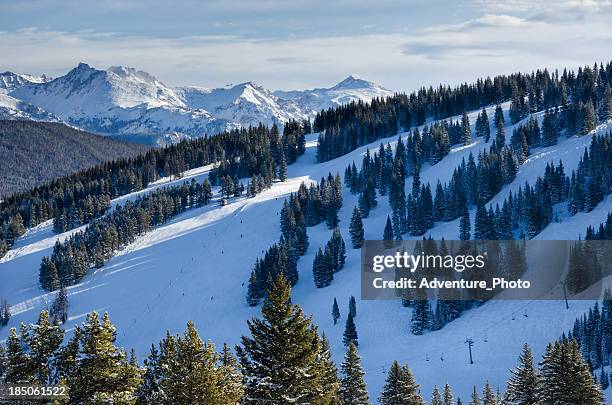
[0,274,605,404]
[39,177,215,291]
[563,289,612,392]
[1,120,309,259]
[315,61,612,162]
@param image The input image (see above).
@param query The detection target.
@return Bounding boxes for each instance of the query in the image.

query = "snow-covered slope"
[1,101,609,403]
[0,93,60,122]
[274,75,394,115]
[176,82,308,128]
[0,71,52,94]
[4,64,392,144]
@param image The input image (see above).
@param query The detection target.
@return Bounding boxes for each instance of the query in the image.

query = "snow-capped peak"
[0,71,52,94]
[5,62,393,144]
[331,74,379,90]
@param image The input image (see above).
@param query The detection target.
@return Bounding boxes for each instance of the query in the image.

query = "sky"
[1,0,612,92]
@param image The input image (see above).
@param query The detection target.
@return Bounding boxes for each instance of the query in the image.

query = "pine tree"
[443,384,453,405]
[459,213,471,240]
[333,298,340,325]
[462,111,472,146]
[237,274,326,404]
[343,313,359,347]
[496,120,505,148]
[384,215,394,243]
[599,84,612,122]
[136,344,163,404]
[313,248,330,288]
[482,382,496,405]
[431,386,443,405]
[28,310,64,384]
[318,335,341,403]
[246,270,260,307]
[67,312,142,404]
[278,149,288,181]
[350,206,365,249]
[3,326,31,383]
[539,340,604,404]
[378,360,425,405]
[219,343,244,403]
[411,298,430,335]
[581,100,597,135]
[469,386,481,405]
[51,285,69,324]
[154,322,243,404]
[506,343,539,405]
[349,295,357,318]
[0,298,11,327]
[339,342,370,405]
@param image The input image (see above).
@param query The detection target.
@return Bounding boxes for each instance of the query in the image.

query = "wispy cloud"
[425,14,527,32]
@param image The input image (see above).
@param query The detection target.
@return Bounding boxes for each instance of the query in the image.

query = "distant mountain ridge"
[0,71,52,94]
[4,63,393,144]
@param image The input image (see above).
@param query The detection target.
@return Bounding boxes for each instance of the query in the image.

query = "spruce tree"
[443,384,453,405]
[349,295,357,318]
[496,120,505,148]
[28,310,64,384]
[350,206,365,248]
[237,274,326,404]
[539,339,604,404]
[469,386,481,405]
[51,285,69,324]
[3,326,31,383]
[462,111,472,145]
[136,344,163,404]
[318,335,341,403]
[459,213,471,240]
[339,342,370,405]
[333,298,340,325]
[482,382,496,405]
[343,313,359,347]
[378,360,425,405]
[67,312,142,404]
[506,343,539,405]
[411,298,431,335]
[384,215,394,242]
[431,386,443,405]
[152,322,243,404]
[278,149,288,182]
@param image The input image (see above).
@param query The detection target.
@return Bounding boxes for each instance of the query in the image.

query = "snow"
[0,92,61,122]
[0,71,52,94]
[5,65,392,145]
[0,103,610,403]
[274,75,394,116]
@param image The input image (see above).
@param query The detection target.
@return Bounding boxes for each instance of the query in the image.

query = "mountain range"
[1,64,393,145]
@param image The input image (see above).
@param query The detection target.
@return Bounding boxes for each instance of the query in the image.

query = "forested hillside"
[0,121,147,198]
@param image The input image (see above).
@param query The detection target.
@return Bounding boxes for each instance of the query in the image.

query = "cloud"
[1,8,612,93]
[472,0,612,18]
[425,14,527,32]
[265,56,318,65]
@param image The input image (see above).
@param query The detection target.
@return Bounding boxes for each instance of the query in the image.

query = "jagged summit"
[4,63,392,144]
